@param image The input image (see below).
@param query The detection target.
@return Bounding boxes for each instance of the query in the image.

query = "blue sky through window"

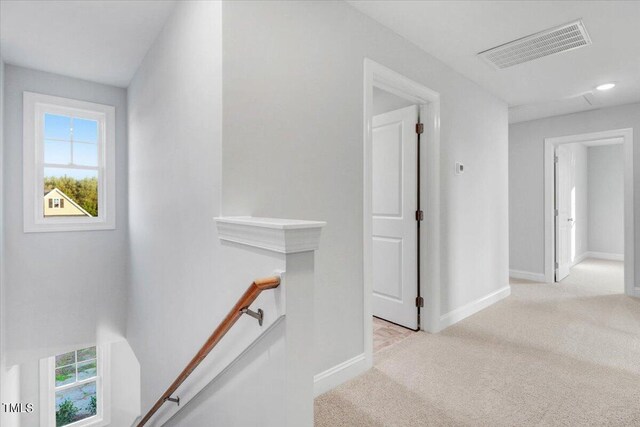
[44,113,98,179]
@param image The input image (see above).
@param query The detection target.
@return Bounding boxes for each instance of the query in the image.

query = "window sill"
[24,220,115,233]
[61,415,107,427]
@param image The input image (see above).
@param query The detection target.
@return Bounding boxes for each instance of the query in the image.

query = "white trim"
[215,216,326,253]
[586,251,624,261]
[509,270,545,282]
[363,59,441,375]
[544,128,634,298]
[510,252,622,283]
[581,137,623,147]
[40,345,111,427]
[572,251,589,267]
[438,285,511,330]
[23,92,116,233]
[313,353,367,397]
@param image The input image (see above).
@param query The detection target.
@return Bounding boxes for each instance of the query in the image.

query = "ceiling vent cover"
[478,19,591,69]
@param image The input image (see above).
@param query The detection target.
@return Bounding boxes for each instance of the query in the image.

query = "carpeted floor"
[558,257,624,293]
[315,259,640,426]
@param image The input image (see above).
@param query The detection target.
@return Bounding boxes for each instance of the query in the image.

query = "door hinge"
[415,210,424,221]
[555,261,559,268]
[416,123,424,135]
[416,296,424,308]
[554,209,559,216]
[554,155,559,163]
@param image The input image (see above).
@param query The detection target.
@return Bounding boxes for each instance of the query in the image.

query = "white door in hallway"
[372,105,418,330]
[555,145,574,281]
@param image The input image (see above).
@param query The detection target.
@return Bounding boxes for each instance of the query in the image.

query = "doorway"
[545,129,635,296]
[363,59,441,368]
[371,91,419,330]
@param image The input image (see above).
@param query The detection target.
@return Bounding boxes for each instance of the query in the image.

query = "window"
[24,92,116,232]
[40,345,110,427]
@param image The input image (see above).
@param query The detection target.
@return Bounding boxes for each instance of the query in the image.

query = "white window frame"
[39,345,111,427]
[23,92,116,232]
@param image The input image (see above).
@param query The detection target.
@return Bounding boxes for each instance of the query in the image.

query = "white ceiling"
[348,1,640,123]
[0,0,176,87]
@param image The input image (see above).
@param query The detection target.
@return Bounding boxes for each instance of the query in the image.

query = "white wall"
[509,102,640,275]
[126,0,224,414]
[588,144,624,255]
[2,64,129,426]
[165,308,287,427]
[110,341,142,426]
[3,66,129,364]
[222,0,509,375]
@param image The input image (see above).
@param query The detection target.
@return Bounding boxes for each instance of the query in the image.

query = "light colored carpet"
[315,260,640,426]
[559,258,624,294]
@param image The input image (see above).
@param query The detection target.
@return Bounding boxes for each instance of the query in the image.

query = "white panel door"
[372,105,418,329]
[555,145,574,281]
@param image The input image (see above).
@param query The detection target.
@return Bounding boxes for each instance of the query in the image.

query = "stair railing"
[136,276,281,426]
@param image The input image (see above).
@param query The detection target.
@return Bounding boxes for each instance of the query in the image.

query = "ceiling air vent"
[478,19,591,69]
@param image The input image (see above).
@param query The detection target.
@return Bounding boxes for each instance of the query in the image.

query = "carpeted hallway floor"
[315,259,640,426]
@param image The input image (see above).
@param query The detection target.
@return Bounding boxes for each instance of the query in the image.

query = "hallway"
[559,258,624,294]
[315,273,640,426]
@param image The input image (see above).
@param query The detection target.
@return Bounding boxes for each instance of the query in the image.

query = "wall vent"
[478,19,591,69]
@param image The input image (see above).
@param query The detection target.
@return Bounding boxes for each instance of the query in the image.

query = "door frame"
[544,128,636,296]
[363,59,441,369]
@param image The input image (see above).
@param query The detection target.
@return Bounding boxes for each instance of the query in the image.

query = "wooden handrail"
[137,276,281,426]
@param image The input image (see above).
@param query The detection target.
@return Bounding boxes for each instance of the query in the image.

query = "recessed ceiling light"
[596,83,616,91]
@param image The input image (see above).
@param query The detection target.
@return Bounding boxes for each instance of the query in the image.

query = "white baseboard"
[586,251,624,261]
[313,352,367,397]
[439,285,511,331]
[509,269,545,282]
[572,251,589,266]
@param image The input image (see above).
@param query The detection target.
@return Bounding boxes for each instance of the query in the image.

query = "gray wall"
[588,144,624,255]
[3,65,129,364]
[222,0,509,374]
[372,87,414,116]
[2,64,129,426]
[0,56,17,427]
[126,0,223,413]
[0,55,5,423]
[509,102,640,275]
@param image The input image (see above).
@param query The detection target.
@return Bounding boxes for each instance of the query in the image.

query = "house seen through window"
[24,92,115,232]
[43,113,99,218]
[54,346,99,426]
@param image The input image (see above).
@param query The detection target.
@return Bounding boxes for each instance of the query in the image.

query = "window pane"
[44,114,71,140]
[55,365,76,387]
[77,360,97,381]
[56,382,97,427]
[55,351,76,368]
[73,142,98,167]
[44,140,71,165]
[44,168,98,217]
[73,118,98,143]
[77,346,96,362]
